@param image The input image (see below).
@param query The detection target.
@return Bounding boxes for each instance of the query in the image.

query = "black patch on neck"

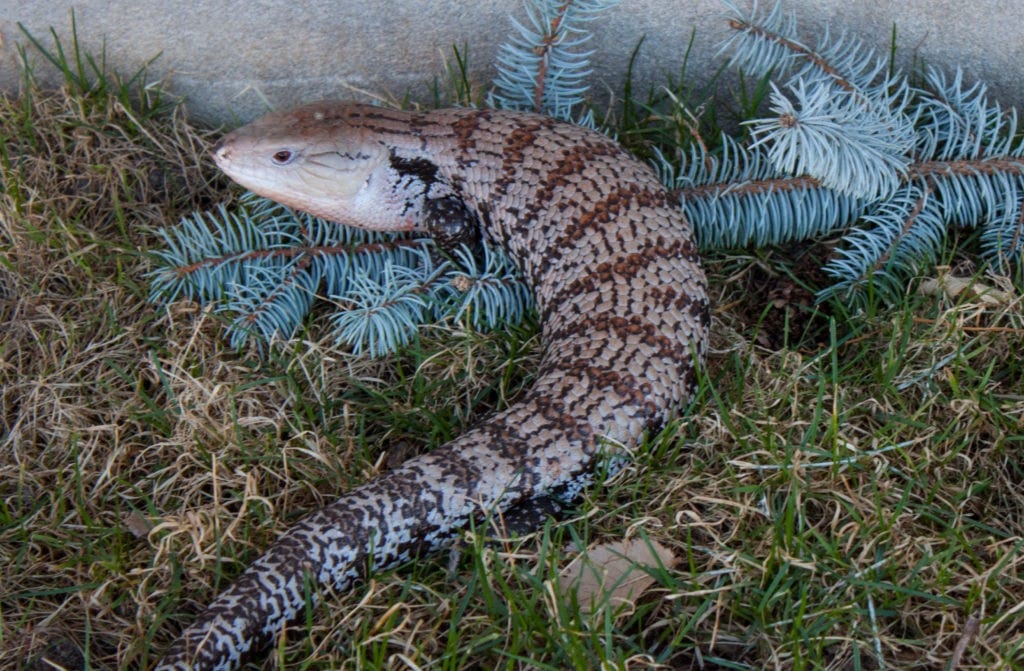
[389,150,440,184]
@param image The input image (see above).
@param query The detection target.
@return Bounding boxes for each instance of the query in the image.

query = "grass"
[2,33,1024,671]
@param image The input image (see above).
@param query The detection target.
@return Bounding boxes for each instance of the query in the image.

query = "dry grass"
[2,53,1024,671]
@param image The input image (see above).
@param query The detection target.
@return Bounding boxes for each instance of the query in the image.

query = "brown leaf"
[123,511,153,539]
[559,538,678,615]
[918,272,1015,305]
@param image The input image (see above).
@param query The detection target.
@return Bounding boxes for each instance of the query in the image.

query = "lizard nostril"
[212,141,230,163]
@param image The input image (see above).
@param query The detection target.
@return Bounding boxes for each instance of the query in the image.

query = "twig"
[946,614,980,671]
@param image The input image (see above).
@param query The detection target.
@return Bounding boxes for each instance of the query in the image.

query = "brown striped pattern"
[155,103,708,670]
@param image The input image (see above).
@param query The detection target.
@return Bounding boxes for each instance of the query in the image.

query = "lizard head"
[213,102,417,231]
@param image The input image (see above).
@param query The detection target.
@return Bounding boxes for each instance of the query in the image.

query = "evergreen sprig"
[150,0,611,356]
[657,135,868,249]
[149,0,1023,355]
[488,0,620,120]
[694,0,1024,301]
[149,195,530,354]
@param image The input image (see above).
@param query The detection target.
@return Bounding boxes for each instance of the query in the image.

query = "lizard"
[154,101,709,671]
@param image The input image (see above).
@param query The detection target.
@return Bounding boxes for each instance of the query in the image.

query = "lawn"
[2,40,1023,671]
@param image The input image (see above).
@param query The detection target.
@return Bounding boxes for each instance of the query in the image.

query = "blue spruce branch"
[149,195,531,355]
[722,0,917,201]
[445,243,534,328]
[489,0,619,120]
[329,261,435,358]
[658,136,869,249]
[682,0,1024,302]
[151,0,610,356]
[149,0,1023,355]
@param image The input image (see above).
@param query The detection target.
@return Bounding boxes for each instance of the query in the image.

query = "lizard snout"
[212,140,232,168]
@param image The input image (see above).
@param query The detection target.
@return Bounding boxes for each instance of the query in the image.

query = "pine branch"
[150,0,617,357]
[488,0,619,119]
[444,243,534,328]
[682,0,1024,302]
[329,261,434,358]
[149,0,1023,356]
[672,147,1024,252]
[221,260,319,349]
[660,136,867,249]
[149,198,533,355]
[723,1,880,95]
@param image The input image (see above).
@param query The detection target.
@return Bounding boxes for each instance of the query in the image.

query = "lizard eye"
[271,149,295,165]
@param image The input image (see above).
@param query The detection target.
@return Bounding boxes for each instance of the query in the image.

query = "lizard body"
[155,103,708,670]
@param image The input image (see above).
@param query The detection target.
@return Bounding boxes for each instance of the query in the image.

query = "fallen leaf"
[918,273,1014,305]
[559,537,678,615]
[123,511,153,538]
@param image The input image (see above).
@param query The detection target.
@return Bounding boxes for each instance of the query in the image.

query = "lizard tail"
[154,368,638,671]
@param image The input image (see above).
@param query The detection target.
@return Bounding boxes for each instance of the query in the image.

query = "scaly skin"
[154,103,708,670]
